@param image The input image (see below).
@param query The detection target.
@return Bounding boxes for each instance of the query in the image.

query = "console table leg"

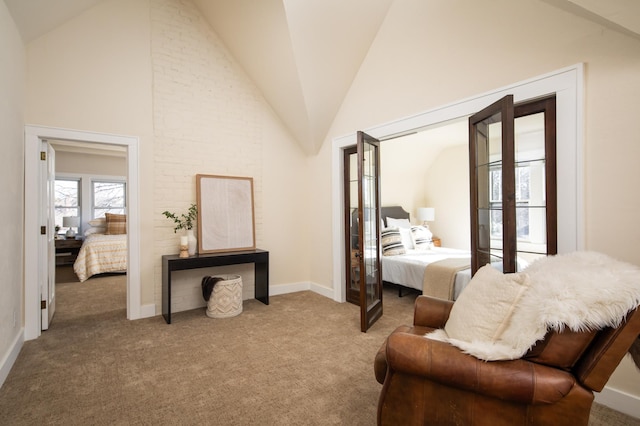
[255,258,269,305]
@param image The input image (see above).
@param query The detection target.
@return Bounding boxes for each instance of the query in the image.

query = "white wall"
[312,0,640,408]
[0,0,25,386]
[26,0,156,304]
[150,0,310,312]
[55,151,126,176]
[423,145,470,250]
[26,0,311,315]
[379,137,439,218]
[380,134,469,250]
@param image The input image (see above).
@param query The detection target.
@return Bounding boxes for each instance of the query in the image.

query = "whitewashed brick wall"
[151,0,267,313]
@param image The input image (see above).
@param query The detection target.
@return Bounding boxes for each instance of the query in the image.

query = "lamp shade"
[63,216,79,228]
[417,207,435,222]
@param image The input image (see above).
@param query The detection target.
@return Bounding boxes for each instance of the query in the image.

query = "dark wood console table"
[162,249,269,324]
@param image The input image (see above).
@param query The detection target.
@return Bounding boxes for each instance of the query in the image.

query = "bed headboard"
[350,206,410,249]
[381,206,410,226]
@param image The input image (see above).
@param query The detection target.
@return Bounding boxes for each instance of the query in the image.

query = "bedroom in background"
[50,139,128,322]
[334,65,582,334]
[345,94,559,327]
[343,120,468,330]
[344,118,468,306]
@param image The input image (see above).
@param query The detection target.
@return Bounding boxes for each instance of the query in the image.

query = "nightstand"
[55,238,83,266]
[432,237,441,247]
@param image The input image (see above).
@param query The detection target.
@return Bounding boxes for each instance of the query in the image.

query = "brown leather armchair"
[374,295,640,425]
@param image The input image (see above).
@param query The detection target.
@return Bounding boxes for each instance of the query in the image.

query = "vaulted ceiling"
[4,0,640,155]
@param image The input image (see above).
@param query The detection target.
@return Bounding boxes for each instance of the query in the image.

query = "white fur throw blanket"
[428,251,640,361]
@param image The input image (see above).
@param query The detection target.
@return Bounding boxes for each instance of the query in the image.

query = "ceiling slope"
[3,0,105,42]
[5,0,640,154]
[192,0,393,155]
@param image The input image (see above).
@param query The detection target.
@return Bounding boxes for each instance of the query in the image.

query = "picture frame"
[196,174,256,254]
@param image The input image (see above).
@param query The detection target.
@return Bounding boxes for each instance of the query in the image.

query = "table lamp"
[63,216,80,238]
[417,207,435,228]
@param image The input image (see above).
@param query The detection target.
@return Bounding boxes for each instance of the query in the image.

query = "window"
[515,165,531,240]
[54,179,80,234]
[489,165,531,240]
[93,180,126,218]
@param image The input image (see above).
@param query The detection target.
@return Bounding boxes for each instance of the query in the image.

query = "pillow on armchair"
[428,252,640,361]
[428,264,531,360]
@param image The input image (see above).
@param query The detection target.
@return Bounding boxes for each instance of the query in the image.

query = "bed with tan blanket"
[73,233,127,282]
[371,206,471,300]
[382,248,472,300]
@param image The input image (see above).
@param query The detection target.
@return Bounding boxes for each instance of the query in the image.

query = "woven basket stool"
[206,274,243,318]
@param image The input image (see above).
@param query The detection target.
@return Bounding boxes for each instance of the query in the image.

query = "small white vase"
[186,229,197,256]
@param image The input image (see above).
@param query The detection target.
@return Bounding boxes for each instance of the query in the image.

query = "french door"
[469,95,557,275]
[41,142,57,329]
[343,146,360,306]
[356,131,382,332]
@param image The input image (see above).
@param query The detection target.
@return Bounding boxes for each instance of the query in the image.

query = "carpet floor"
[0,273,638,425]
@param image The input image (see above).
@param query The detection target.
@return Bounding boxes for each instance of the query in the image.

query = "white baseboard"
[270,282,311,296]
[595,386,640,419]
[269,282,335,300]
[309,283,335,299]
[0,329,24,389]
[138,303,156,319]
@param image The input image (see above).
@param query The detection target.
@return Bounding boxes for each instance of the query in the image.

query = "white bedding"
[74,233,127,282]
[381,247,472,300]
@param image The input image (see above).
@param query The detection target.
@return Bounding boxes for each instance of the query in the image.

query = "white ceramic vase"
[186,229,197,256]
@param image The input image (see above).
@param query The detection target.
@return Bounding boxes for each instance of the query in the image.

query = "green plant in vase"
[162,203,198,232]
[163,203,198,256]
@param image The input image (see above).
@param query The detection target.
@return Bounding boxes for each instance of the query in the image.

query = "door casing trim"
[24,125,143,340]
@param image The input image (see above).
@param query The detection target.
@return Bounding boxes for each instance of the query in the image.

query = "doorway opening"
[331,64,584,304]
[343,118,469,307]
[51,139,129,322]
[24,125,142,341]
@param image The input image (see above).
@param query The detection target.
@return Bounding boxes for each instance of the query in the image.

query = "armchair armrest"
[386,331,577,405]
[413,296,453,328]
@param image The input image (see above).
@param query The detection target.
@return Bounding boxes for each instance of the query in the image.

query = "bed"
[382,247,472,299]
[376,206,473,300]
[73,214,128,282]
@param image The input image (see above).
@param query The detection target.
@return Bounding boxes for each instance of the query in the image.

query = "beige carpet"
[0,276,638,425]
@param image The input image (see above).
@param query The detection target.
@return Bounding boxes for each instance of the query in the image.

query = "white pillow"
[411,225,433,250]
[428,264,530,360]
[84,226,106,236]
[398,227,414,250]
[386,217,411,229]
[89,218,106,227]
